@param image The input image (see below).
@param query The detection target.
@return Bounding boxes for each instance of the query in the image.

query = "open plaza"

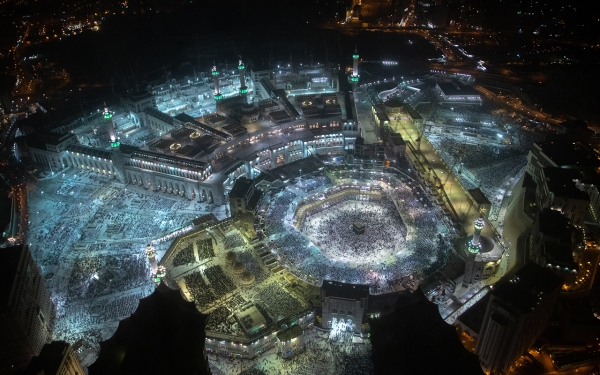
[16,56,545,373]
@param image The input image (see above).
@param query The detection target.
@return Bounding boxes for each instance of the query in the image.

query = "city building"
[529,209,579,283]
[467,188,492,219]
[276,325,305,359]
[526,140,600,187]
[228,177,262,217]
[321,280,369,333]
[17,341,85,375]
[435,81,481,103]
[475,263,563,375]
[0,245,55,375]
[370,288,483,375]
[537,167,589,226]
[88,282,210,375]
[462,217,503,287]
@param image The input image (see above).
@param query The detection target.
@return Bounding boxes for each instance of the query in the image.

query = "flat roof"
[468,188,491,206]
[535,141,600,169]
[492,262,563,315]
[322,280,369,300]
[538,209,572,242]
[437,82,480,97]
[277,325,303,342]
[229,177,253,198]
[66,144,112,159]
[144,107,174,125]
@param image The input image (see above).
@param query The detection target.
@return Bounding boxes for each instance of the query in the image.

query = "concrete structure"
[228,177,261,217]
[120,91,156,129]
[276,325,305,359]
[88,282,210,375]
[537,167,589,226]
[435,81,482,103]
[321,280,369,333]
[467,188,492,219]
[351,47,359,83]
[463,217,503,287]
[529,209,579,283]
[370,288,484,375]
[526,141,600,186]
[0,245,56,375]
[17,341,85,375]
[212,64,223,101]
[475,263,562,375]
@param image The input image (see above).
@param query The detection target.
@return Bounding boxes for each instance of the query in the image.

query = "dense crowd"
[213,328,374,375]
[205,265,237,299]
[254,282,306,322]
[185,271,217,308]
[238,251,270,284]
[172,242,195,266]
[197,238,216,259]
[428,134,527,211]
[205,306,236,334]
[223,232,246,249]
[261,172,450,293]
[300,193,406,264]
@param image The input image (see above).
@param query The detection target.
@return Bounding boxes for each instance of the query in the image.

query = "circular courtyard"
[298,189,406,265]
[258,170,454,292]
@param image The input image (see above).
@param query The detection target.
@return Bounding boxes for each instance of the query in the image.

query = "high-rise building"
[0,245,56,375]
[351,47,360,83]
[475,263,562,375]
[17,341,85,375]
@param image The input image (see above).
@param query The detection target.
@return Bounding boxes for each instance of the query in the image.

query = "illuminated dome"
[240,270,255,285]
[225,251,237,265]
[170,143,182,151]
[233,261,245,275]
[190,131,201,139]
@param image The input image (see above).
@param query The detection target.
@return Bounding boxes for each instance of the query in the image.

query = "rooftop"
[537,209,573,243]
[492,262,563,315]
[468,188,491,206]
[437,81,480,97]
[535,141,600,170]
[276,325,303,342]
[370,288,483,375]
[229,177,254,199]
[322,280,369,301]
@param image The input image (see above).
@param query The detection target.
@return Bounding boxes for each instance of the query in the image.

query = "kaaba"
[352,222,365,235]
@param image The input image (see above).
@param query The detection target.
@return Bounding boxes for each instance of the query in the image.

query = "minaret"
[238,57,248,100]
[154,265,167,284]
[463,216,485,287]
[146,244,157,275]
[103,104,126,183]
[469,216,485,252]
[102,104,116,141]
[212,64,223,101]
[351,46,360,83]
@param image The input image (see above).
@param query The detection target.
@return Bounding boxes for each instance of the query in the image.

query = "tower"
[351,46,360,83]
[103,104,116,141]
[145,244,157,275]
[103,104,126,183]
[463,216,485,287]
[212,64,222,101]
[238,57,248,100]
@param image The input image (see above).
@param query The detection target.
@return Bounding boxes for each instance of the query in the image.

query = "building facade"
[321,280,369,334]
[475,263,562,375]
[1,245,56,375]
